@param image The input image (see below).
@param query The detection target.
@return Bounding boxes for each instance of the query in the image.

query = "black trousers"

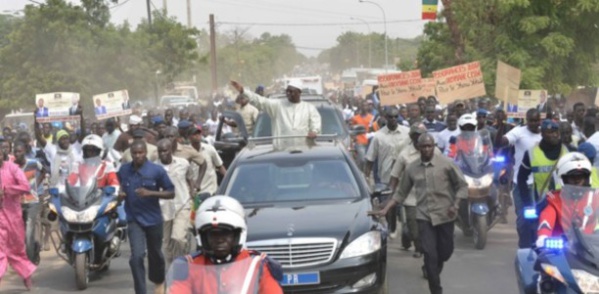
[418,220,455,294]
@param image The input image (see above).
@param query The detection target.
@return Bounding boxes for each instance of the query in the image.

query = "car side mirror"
[372,183,392,197]
[350,125,367,137]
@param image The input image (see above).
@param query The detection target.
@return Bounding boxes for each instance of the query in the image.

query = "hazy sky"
[3,0,432,57]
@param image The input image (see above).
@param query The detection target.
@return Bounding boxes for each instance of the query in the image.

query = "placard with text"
[92,90,132,120]
[433,61,486,104]
[377,70,422,105]
[34,92,80,123]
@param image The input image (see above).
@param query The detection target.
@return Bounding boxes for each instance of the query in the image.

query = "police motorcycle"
[453,130,501,250]
[515,184,599,294]
[46,160,124,290]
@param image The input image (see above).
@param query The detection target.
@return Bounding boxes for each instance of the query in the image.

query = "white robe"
[244,91,322,149]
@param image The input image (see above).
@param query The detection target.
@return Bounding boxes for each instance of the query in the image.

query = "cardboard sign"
[92,90,132,120]
[433,61,486,104]
[507,90,547,118]
[415,78,436,99]
[34,92,80,123]
[594,87,599,108]
[378,70,422,105]
[495,60,521,104]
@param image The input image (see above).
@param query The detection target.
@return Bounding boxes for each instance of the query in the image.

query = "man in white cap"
[114,115,157,152]
[230,80,321,148]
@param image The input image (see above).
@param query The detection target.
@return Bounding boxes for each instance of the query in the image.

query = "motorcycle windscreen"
[166,256,263,294]
[62,160,103,210]
[559,185,599,254]
[454,131,493,176]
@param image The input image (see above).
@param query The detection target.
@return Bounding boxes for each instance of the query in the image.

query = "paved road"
[3,216,519,294]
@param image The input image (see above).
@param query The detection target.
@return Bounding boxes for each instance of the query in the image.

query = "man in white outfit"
[230,80,321,149]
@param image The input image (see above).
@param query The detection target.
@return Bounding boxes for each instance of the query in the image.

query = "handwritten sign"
[433,61,486,104]
[507,90,547,118]
[415,78,436,98]
[34,92,80,123]
[377,70,422,105]
[92,90,132,120]
[495,61,521,106]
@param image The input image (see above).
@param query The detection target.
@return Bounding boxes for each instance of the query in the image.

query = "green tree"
[417,0,599,95]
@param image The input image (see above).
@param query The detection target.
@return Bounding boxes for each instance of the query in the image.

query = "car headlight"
[464,174,493,188]
[339,231,381,259]
[540,263,565,284]
[62,205,100,223]
[572,269,599,293]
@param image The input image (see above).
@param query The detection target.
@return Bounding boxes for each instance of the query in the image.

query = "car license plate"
[280,272,320,286]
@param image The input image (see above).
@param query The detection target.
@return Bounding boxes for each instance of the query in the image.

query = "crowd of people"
[1,78,599,294]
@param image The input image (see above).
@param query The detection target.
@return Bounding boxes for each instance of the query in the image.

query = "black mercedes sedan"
[216,141,388,293]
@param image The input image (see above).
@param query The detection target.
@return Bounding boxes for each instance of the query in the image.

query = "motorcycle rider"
[167,195,283,294]
[446,113,492,160]
[536,152,599,246]
[67,134,119,189]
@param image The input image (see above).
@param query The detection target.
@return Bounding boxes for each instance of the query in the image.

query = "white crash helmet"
[195,195,247,257]
[458,113,477,129]
[81,134,104,154]
[555,152,592,187]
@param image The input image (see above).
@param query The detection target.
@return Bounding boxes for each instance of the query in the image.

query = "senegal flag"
[422,0,438,20]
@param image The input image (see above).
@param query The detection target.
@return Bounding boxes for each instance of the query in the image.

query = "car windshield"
[225,159,360,204]
[253,107,345,138]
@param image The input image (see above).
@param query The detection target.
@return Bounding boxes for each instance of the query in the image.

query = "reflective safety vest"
[530,145,568,198]
[591,168,599,189]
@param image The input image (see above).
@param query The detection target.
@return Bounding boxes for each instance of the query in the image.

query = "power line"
[110,0,133,10]
[217,19,424,27]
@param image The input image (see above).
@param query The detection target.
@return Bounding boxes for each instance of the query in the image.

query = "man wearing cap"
[122,129,159,163]
[114,115,158,152]
[453,100,467,118]
[364,108,410,186]
[389,123,441,253]
[177,120,193,145]
[255,85,265,96]
[230,80,321,149]
[516,119,568,248]
[188,125,226,195]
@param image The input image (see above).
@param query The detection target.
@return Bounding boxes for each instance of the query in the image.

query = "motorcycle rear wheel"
[75,253,89,290]
[473,214,488,250]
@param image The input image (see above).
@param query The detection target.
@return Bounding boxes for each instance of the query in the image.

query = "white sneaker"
[389,231,398,239]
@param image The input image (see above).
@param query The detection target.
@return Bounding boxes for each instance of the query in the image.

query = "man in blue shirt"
[117,140,175,294]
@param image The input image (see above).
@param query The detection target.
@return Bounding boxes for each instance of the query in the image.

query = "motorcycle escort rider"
[536,152,599,246]
[446,113,493,160]
[67,134,119,189]
[167,195,283,294]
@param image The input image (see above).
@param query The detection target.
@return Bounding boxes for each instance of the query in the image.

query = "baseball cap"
[476,109,489,117]
[541,119,559,131]
[578,142,597,161]
[129,115,142,125]
[152,116,165,125]
[132,129,146,138]
[189,124,202,135]
[177,120,192,129]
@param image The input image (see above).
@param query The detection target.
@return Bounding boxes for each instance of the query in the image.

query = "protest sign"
[34,92,80,123]
[507,90,547,118]
[415,78,436,99]
[433,61,486,104]
[377,70,422,105]
[495,60,521,103]
[92,90,132,120]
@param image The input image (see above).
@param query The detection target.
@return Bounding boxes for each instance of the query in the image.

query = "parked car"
[159,95,198,108]
[214,140,388,293]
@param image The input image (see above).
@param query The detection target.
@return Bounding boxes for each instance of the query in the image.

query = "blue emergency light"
[494,156,506,163]
[524,206,538,219]
[49,187,59,196]
[544,237,564,250]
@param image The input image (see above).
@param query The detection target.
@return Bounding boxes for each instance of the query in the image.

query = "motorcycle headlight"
[541,263,565,284]
[572,269,599,293]
[103,201,118,214]
[464,174,493,188]
[62,205,100,223]
[339,231,381,259]
[48,202,57,214]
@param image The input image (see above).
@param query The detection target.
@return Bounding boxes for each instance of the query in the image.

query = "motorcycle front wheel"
[75,253,89,290]
[473,214,488,250]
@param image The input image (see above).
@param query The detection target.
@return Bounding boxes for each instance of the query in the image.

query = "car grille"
[247,238,337,268]
[67,223,93,233]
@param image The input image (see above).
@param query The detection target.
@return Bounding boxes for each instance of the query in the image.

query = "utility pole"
[162,0,167,14]
[209,14,218,93]
[146,0,152,28]
[186,0,192,28]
